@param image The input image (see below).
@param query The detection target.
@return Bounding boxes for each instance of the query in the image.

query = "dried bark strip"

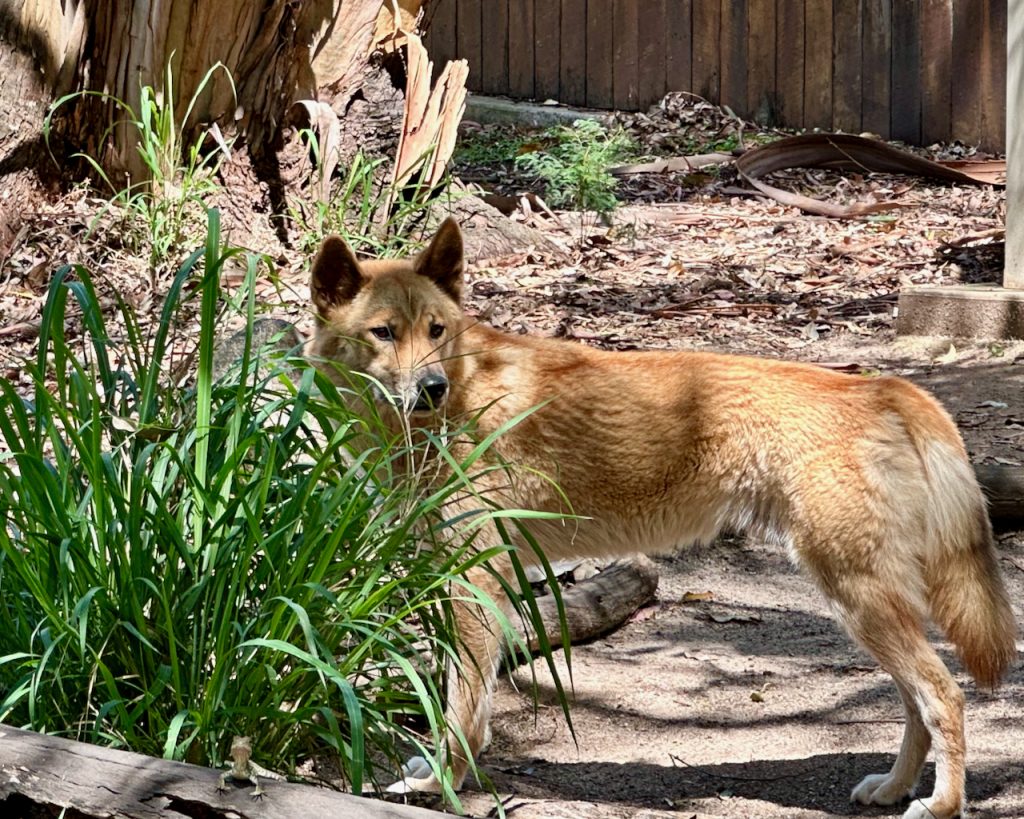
[389,31,468,209]
[0,724,442,819]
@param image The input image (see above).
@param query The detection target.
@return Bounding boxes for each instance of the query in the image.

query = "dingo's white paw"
[900,797,963,819]
[386,756,441,794]
[851,772,915,806]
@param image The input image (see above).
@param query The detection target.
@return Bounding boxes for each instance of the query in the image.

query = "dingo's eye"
[370,326,394,341]
[429,323,445,340]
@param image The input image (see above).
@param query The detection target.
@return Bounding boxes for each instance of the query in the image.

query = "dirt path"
[450,529,1024,819]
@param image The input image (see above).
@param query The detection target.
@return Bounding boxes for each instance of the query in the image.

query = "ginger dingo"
[309,218,1017,819]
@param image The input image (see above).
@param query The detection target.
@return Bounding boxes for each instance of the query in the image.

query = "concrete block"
[896,283,1024,339]
[464,94,608,128]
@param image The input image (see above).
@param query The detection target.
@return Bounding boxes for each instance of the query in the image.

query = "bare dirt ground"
[2,99,1022,818]
[447,533,1024,819]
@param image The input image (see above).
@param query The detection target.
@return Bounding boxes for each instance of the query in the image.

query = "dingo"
[309,218,1016,819]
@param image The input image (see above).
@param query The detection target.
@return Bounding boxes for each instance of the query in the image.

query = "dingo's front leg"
[389,565,508,794]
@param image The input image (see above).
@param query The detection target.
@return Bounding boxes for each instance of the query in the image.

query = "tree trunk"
[0,2,63,255]
[49,0,391,183]
[0,1,419,182]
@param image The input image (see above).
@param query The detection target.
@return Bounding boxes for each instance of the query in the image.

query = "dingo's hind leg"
[822,573,966,819]
[850,678,930,806]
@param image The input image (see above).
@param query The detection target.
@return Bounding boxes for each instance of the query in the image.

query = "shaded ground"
[2,97,1022,817]
[444,532,1024,819]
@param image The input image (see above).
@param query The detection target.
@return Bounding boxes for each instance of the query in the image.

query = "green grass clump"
[515,119,633,219]
[288,119,460,262]
[44,61,233,276]
[288,150,435,261]
[0,211,566,801]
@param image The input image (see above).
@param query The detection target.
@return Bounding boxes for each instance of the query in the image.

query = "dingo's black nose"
[414,374,448,411]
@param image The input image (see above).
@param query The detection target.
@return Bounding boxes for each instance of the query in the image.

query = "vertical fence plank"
[692,0,720,100]
[978,0,1006,151]
[1006,0,1024,286]
[891,0,921,143]
[638,0,668,108]
[613,0,640,108]
[775,0,804,128]
[804,0,833,129]
[951,0,981,145]
[560,0,588,106]
[425,0,457,82]
[480,0,509,95]
[666,0,693,96]
[456,0,483,89]
[832,0,862,131]
[508,0,536,98]
[587,0,615,106]
[920,0,952,144]
[535,2,561,99]
[720,0,748,112]
[861,0,892,137]
[747,0,776,122]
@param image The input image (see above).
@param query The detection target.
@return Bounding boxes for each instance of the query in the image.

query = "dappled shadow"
[478,753,1018,817]
[486,527,1024,817]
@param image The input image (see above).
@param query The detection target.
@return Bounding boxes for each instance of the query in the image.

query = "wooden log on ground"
[975,463,1024,526]
[0,725,442,819]
[521,556,659,653]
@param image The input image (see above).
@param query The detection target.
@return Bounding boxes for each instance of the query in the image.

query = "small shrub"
[515,119,633,220]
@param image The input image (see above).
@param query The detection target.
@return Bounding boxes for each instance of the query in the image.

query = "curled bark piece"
[734,133,1006,187]
[732,133,1005,217]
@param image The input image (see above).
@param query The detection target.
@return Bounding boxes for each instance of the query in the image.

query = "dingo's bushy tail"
[903,394,1018,688]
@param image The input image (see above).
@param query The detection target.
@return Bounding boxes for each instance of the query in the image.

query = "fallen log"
[519,556,660,653]
[0,725,441,819]
[975,464,1024,526]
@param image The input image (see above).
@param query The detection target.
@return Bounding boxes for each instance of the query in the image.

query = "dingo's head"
[310,217,465,416]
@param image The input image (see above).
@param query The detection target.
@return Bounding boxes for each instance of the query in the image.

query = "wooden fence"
[424,0,1006,151]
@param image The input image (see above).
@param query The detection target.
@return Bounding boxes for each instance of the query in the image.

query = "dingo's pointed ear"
[311,235,364,316]
[415,217,463,302]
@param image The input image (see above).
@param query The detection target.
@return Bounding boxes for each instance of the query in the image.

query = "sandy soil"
[448,533,1024,818]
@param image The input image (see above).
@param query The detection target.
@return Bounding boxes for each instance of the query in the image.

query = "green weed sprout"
[515,119,633,223]
[43,60,235,276]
